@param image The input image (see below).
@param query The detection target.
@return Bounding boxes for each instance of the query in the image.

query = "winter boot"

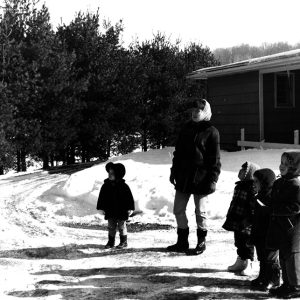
[167,228,189,252]
[117,235,128,249]
[105,235,115,249]
[280,286,300,299]
[186,229,207,255]
[259,263,280,291]
[228,256,248,272]
[240,259,254,276]
[251,262,266,289]
[269,283,293,298]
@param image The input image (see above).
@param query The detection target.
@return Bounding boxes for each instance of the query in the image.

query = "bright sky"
[44,0,300,50]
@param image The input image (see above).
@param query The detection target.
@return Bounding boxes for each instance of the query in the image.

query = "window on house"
[274,72,295,108]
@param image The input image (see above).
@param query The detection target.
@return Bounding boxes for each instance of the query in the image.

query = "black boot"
[251,262,266,289]
[117,235,128,249]
[260,263,280,291]
[269,283,293,298]
[105,235,115,249]
[167,228,189,252]
[187,229,207,255]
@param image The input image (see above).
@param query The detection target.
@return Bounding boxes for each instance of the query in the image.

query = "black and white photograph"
[1,0,300,299]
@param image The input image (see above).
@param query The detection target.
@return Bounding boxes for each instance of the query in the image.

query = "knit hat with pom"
[241,161,261,181]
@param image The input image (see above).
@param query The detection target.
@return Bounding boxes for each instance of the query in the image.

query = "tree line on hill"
[214,42,300,64]
[0,0,218,174]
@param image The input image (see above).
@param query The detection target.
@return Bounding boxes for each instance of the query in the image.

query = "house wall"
[207,71,260,150]
[263,70,300,143]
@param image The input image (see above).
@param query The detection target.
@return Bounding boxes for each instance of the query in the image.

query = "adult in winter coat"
[251,168,279,291]
[97,162,135,249]
[223,161,260,276]
[168,99,221,255]
[267,151,300,299]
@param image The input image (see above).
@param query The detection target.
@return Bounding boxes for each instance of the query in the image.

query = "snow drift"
[45,147,286,224]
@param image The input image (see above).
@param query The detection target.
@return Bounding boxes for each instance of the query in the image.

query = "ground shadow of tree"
[61,221,174,232]
[7,266,270,300]
[0,245,199,260]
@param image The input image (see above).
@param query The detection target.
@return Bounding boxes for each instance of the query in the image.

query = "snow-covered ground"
[0,147,289,299]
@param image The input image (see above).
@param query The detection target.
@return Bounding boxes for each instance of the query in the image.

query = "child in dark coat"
[267,151,300,299]
[223,161,260,276]
[251,168,280,291]
[97,162,135,249]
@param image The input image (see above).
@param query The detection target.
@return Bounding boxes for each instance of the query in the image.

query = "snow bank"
[49,147,288,222]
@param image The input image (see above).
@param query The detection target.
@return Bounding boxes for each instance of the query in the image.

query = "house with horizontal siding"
[188,49,300,150]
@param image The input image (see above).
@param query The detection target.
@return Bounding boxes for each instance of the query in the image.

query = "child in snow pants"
[251,168,280,291]
[223,161,260,276]
[267,151,300,299]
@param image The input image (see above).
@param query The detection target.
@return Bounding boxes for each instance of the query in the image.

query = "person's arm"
[272,184,300,216]
[205,128,221,184]
[170,126,185,184]
[96,185,106,210]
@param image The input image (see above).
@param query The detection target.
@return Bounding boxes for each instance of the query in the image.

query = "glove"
[203,181,216,195]
[128,210,133,217]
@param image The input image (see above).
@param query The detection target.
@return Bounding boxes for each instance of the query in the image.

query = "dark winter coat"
[171,120,221,195]
[266,176,300,252]
[251,168,276,244]
[97,179,135,220]
[251,191,272,243]
[223,180,256,235]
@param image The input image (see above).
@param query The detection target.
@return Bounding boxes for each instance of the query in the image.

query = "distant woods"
[214,42,300,64]
[0,0,218,173]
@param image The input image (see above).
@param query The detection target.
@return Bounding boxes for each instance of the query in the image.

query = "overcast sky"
[44,0,300,50]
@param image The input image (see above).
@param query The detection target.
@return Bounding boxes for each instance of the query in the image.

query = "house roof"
[188,49,300,79]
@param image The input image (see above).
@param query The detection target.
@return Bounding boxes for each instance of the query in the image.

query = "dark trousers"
[108,219,127,237]
[254,238,279,263]
[280,247,300,287]
[234,232,254,260]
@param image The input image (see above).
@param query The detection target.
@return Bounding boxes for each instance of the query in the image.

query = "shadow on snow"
[7,266,269,299]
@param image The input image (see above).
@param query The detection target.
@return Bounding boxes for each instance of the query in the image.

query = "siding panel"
[208,71,260,150]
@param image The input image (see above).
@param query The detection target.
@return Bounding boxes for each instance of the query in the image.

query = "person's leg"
[285,252,300,287]
[188,194,208,255]
[117,220,127,249]
[167,191,190,252]
[280,250,289,286]
[194,194,208,230]
[235,232,254,261]
[173,191,190,229]
[256,249,280,290]
[106,219,117,248]
[269,250,297,297]
[228,232,254,274]
[251,240,267,287]
[118,220,127,236]
[108,219,117,237]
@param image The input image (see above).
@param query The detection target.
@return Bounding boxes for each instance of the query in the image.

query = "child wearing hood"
[251,168,280,291]
[223,161,260,276]
[97,162,135,249]
[267,151,300,299]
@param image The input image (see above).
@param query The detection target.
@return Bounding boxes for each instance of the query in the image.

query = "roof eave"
[187,56,300,80]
